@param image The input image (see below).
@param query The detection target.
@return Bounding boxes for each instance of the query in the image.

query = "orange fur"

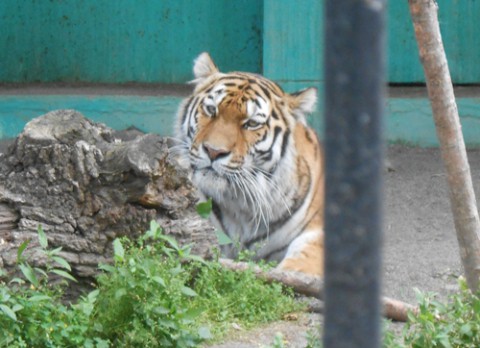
[176,52,325,276]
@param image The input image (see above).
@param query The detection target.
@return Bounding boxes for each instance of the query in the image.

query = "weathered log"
[218,258,417,322]
[0,110,217,280]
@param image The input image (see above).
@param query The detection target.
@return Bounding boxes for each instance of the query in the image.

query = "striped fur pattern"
[174,53,324,275]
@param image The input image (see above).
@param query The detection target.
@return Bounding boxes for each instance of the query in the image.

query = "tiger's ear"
[192,52,219,83]
[289,87,317,115]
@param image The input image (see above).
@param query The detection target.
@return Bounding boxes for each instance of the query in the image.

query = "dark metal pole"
[323,1,386,347]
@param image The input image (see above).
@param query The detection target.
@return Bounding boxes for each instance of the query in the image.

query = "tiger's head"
[175,52,317,210]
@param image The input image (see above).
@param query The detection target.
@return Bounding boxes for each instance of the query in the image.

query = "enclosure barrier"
[323,0,385,347]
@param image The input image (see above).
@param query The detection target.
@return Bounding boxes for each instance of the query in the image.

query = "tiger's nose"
[203,144,230,161]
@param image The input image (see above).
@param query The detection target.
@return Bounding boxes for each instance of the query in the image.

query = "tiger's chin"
[191,168,231,202]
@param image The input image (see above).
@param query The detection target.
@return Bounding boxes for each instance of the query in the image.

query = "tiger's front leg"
[277,230,324,277]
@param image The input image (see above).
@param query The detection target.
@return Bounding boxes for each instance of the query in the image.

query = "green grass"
[0,223,300,347]
[3,223,480,347]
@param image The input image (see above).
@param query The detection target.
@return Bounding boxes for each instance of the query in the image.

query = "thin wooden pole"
[409,0,480,292]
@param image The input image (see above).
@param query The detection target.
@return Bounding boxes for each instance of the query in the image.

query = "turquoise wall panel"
[263,0,323,85]
[2,95,480,147]
[262,0,323,131]
[386,98,480,147]
[2,0,479,84]
[0,0,262,83]
[388,1,480,83]
[0,95,182,139]
[263,0,480,85]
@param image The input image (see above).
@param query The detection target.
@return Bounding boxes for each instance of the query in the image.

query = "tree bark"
[218,259,416,322]
[0,110,217,286]
[408,1,480,292]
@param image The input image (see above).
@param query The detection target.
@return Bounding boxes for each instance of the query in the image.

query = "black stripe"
[277,108,288,124]
[218,75,248,83]
[280,129,290,158]
[259,78,283,95]
[257,83,271,100]
[254,126,282,160]
[245,73,283,97]
[258,129,268,142]
[187,126,195,139]
[189,98,203,131]
[203,85,215,94]
[189,96,201,121]
[181,97,194,126]
[262,126,282,162]
[271,109,279,120]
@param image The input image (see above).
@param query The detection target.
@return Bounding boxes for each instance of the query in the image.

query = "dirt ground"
[206,145,480,348]
[2,139,479,347]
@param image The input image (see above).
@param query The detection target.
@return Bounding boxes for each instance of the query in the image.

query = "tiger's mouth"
[192,161,248,188]
[194,166,232,183]
[190,157,240,177]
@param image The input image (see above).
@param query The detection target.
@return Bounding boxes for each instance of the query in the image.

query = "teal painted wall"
[0,95,181,139]
[0,0,262,83]
[1,0,479,84]
[260,0,480,147]
[263,0,480,86]
[262,0,324,134]
[388,1,480,83]
[2,95,480,147]
[1,1,480,146]
[263,0,323,86]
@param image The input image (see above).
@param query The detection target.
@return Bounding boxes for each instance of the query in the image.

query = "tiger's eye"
[244,119,261,129]
[205,105,216,116]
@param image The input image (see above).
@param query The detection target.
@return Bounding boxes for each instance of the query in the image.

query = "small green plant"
[384,279,480,348]
[94,220,299,344]
[0,221,299,347]
[91,220,210,347]
[196,198,213,219]
[0,225,107,347]
[305,329,322,348]
[196,198,234,247]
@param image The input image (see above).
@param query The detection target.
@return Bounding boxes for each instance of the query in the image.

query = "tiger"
[174,52,324,276]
